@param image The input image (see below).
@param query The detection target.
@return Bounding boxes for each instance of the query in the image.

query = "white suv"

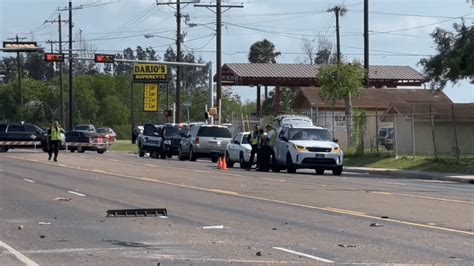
[273,125,343,175]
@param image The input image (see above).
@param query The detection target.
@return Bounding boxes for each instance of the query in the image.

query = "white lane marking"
[273,247,334,263]
[158,216,168,219]
[202,225,224,229]
[67,191,86,197]
[0,240,39,266]
[23,179,35,183]
[381,181,406,186]
[264,177,286,182]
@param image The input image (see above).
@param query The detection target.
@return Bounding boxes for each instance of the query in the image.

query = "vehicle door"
[274,128,289,163]
[143,125,159,148]
[229,134,241,160]
[6,124,27,141]
[181,127,194,154]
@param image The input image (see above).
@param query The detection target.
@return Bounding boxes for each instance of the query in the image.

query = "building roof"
[220,63,426,87]
[294,87,452,110]
[381,103,474,121]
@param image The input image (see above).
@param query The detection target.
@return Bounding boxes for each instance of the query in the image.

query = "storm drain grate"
[106,208,167,217]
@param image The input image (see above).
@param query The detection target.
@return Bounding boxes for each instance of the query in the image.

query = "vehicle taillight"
[195,137,199,144]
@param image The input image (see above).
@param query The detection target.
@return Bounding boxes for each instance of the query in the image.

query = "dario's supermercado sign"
[133,64,167,82]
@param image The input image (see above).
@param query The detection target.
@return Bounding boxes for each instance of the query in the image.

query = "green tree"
[319,63,365,147]
[419,22,474,89]
[248,39,281,63]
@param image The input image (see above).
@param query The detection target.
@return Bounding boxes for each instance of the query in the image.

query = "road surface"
[1,150,473,265]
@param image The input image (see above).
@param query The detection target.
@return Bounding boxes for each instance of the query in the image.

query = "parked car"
[0,122,49,152]
[162,123,188,158]
[65,130,107,154]
[97,127,117,143]
[225,132,255,168]
[273,125,343,175]
[178,124,232,162]
[378,127,394,150]
[73,124,96,132]
[136,124,165,158]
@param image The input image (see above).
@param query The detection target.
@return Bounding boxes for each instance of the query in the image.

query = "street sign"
[2,41,41,52]
[133,64,167,82]
[143,84,159,112]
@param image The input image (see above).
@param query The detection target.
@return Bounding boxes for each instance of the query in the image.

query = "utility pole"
[328,6,346,63]
[157,0,198,123]
[7,35,27,118]
[194,1,243,121]
[45,14,68,124]
[364,0,369,87]
[59,1,81,130]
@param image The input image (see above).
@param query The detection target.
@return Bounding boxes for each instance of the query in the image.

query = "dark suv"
[0,122,48,152]
[162,123,188,158]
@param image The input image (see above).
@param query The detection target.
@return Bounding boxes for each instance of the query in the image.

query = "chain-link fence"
[293,104,474,158]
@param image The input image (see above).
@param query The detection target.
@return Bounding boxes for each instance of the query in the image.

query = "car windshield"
[289,128,332,141]
[165,125,187,136]
[197,127,231,138]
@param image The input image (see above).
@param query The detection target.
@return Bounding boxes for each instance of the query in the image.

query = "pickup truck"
[0,122,49,152]
[137,124,165,158]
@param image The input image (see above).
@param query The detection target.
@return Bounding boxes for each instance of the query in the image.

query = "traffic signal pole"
[68,1,73,130]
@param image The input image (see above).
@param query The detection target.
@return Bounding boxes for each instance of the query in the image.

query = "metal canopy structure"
[217,63,427,115]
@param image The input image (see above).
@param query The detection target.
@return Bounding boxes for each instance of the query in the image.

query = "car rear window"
[197,127,231,138]
[75,126,90,131]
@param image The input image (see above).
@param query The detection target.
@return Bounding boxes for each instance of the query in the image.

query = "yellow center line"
[6,155,474,236]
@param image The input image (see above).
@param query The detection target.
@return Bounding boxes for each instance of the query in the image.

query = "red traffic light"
[44,53,65,62]
[94,53,114,63]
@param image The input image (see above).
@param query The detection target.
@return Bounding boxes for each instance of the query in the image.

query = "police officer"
[257,136,272,172]
[246,124,261,170]
[48,121,65,162]
[266,125,277,148]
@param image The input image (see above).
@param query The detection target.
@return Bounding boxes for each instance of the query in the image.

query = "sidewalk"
[345,166,474,184]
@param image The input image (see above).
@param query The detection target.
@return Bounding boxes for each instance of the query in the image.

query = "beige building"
[380,103,474,155]
[292,87,453,149]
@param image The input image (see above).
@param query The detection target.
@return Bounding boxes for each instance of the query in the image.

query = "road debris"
[256,251,262,256]
[17,225,24,230]
[106,208,167,217]
[38,222,52,225]
[272,227,277,230]
[54,197,72,202]
[338,244,358,248]
[39,234,46,239]
[381,216,389,219]
[203,225,224,229]
[370,223,384,227]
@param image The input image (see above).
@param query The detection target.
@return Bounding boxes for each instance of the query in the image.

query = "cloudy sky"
[1,0,473,103]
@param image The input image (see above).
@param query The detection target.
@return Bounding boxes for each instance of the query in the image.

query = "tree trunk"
[345,93,353,148]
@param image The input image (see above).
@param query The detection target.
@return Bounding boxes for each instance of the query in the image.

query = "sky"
[1,0,473,103]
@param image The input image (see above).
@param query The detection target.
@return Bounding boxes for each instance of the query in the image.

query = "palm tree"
[248,39,281,63]
[248,39,281,109]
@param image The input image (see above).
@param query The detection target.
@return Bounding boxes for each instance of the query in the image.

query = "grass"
[344,154,474,174]
[109,140,137,153]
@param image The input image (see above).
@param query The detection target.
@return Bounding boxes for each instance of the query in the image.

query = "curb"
[345,167,474,184]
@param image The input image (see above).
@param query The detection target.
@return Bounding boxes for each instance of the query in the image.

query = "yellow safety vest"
[269,130,277,147]
[250,132,259,146]
[51,127,61,141]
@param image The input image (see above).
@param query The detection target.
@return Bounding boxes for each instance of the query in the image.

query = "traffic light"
[44,53,65,62]
[94,53,115,63]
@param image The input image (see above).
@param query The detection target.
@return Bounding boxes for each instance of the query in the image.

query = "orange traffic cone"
[221,156,228,170]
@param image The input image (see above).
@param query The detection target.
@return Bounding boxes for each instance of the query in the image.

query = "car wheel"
[178,148,187,161]
[239,152,248,169]
[167,153,172,158]
[332,166,343,176]
[226,152,234,168]
[189,147,197,161]
[160,150,166,159]
[286,154,296,173]
[0,146,9,152]
[138,145,145,157]
[69,148,76,153]
[97,150,105,154]
[77,146,85,153]
[315,168,325,175]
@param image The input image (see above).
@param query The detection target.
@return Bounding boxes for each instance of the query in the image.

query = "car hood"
[289,140,338,148]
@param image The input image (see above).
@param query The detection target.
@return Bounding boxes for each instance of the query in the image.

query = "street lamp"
[143,34,175,41]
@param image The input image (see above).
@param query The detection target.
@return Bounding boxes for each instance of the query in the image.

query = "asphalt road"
[0,149,473,265]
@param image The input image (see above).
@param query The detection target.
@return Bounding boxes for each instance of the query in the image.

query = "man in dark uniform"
[256,136,272,172]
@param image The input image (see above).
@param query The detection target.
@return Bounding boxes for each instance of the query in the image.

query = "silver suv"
[178,125,232,162]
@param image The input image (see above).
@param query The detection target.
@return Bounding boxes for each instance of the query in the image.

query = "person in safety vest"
[246,124,261,170]
[266,125,277,148]
[47,121,65,162]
